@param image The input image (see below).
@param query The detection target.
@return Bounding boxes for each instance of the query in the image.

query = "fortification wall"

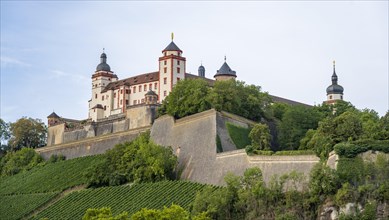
[151,109,320,186]
[47,123,65,146]
[37,126,150,160]
[127,104,157,130]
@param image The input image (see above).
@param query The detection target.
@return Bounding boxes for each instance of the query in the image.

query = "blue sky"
[1,1,388,124]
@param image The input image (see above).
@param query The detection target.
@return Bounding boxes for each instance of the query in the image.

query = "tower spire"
[332,60,338,84]
[171,32,174,41]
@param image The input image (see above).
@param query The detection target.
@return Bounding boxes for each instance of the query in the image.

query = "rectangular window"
[138,86,141,92]
[126,100,129,105]
[149,83,152,90]
[164,60,167,65]
[164,67,167,73]
[164,90,167,97]
[120,89,123,94]
[102,96,104,101]
[177,67,180,73]
[144,85,147,91]
[95,94,98,99]
[126,89,130,94]
[177,60,180,65]
[163,77,167,84]
[133,87,136,93]
[154,83,158,90]
[104,106,106,110]
[114,93,116,98]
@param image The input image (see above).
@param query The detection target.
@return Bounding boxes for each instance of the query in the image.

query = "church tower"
[158,33,186,102]
[198,63,205,77]
[326,61,344,104]
[89,50,118,121]
[214,56,237,81]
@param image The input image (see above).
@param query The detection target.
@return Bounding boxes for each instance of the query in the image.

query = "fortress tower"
[158,33,186,101]
[214,56,237,81]
[326,61,344,104]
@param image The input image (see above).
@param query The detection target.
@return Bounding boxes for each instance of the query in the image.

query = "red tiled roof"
[102,71,159,93]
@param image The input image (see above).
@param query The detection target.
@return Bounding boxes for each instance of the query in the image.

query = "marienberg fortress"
[37,36,345,185]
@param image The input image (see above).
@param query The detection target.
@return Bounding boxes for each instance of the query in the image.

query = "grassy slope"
[0,155,101,220]
[0,155,101,195]
[0,192,58,220]
[226,122,251,149]
[33,181,216,219]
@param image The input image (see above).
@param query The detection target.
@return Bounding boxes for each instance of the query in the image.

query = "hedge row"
[247,149,315,156]
[334,140,389,158]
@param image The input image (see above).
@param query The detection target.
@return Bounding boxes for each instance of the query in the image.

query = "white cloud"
[0,56,30,67]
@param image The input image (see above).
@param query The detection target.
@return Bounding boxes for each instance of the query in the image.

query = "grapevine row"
[33,181,219,219]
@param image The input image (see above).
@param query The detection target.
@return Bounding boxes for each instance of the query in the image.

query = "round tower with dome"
[214,56,237,81]
[326,60,344,104]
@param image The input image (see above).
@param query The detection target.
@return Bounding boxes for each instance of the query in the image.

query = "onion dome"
[326,61,344,95]
[214,56,236,78]
[198,63,205,77]
[96,51,111,72]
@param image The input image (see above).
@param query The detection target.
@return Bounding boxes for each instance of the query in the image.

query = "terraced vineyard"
[0,192,58,220]
[0,155,102,219]
[0,155,101,195]
[33,181,218,219]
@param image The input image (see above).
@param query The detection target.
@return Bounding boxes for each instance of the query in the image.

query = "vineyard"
[0,192,58,220]
[0,155,101,195]
[33,181,219,219]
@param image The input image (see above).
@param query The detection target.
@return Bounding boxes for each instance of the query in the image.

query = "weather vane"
[171,32,174,41]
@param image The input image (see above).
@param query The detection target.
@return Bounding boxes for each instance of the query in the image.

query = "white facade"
[88,41,186,122]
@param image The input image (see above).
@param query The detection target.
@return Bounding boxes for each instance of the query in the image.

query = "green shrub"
[0,148,43,176]
[273,150,315,156]
[226,122,251,149]
[334,140,389,158]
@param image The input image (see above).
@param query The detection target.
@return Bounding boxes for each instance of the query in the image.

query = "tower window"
[177,67,180,73]
[164,67,167,73]
[164,77,167,85]
[164,60,167,65]
[177,60,180,65]
[329,95,332,100]
[95,94,98,99]
[341,95,343,100]
[164,90,167,97]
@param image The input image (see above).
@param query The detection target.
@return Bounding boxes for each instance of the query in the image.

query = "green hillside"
[33,181,214,219]
[0,192,58,220]
[0,155,103,220]
[0,155,101,195]
[0,154,216,220]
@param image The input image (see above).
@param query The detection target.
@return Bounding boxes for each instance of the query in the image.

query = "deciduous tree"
[8,117,47,150]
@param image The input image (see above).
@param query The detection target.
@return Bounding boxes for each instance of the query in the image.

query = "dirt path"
[22,184,86,220]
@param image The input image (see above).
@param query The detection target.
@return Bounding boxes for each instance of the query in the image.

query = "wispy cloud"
[50,70,88,82]
[0,56,31,67]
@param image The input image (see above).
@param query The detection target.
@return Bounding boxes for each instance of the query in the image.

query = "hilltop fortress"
[38,36,345,185]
